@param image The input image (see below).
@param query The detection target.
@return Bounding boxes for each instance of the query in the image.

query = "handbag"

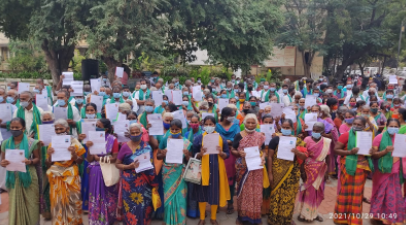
[100,156,120,187]
[183,154,202,185]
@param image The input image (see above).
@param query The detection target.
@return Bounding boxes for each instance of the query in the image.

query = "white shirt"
[362,90,381,102]
[13,105,44,135]
[282,95,291,107]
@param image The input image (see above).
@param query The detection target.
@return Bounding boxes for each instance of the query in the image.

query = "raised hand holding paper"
[393,134,406,157]
[165,138,184,164]
[277,136,297,161]
[62,72,74,86]
[90,95,103,113]
[38,124,56,146]
[355,131,372,155]
[105,103,119,121]
[133,152,154,173]
[147,114,164,135]
[88,131,106,155]
[51,135,71,162]
[203,133,220,155]
[115,67,124,78]
[5,149,26,172]
[17,82,30,94]
[244,146,262,171]
[305,113,318,131]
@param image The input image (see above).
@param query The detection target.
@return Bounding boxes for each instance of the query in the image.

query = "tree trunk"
[381,56,387,74]
[103,56,122,82]
[301,51,312,78]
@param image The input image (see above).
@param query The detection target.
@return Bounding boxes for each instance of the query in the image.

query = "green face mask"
[250,102,256,107]
[371,108,378,114]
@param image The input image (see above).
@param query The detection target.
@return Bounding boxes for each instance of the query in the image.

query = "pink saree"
[298,136,331,221]
[325,117,339,175]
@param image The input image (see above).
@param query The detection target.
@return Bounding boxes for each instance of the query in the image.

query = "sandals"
[210,219,219,225]
[316,215,324,222]
[198,220,206,225]
[226,204,234,214]
[363,197,371,204]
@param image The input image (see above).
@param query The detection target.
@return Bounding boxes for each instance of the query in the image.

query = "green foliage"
[2,71,51,80]
[70,50,86,74]
[7,40,47,73]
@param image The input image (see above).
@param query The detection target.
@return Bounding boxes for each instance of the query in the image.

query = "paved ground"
[0,178,375,225]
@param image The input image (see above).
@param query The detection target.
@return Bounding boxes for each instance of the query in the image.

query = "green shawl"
[346,129,374,176]
[140,111,148,128]
[378,131,393,173]
[139,89,151,100]
[187,95,193,111]
[15,103,42,139]
[399,124,406,134]
[293,116,302,136]
[46,86,53,103]
[154,105,165,114]
[5,135,38,188]
[264,90,280,102]
[226,91,235,99]
[110,96,125,104]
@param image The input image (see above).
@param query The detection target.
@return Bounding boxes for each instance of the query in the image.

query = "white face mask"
[141,84,147,90]
[204,126,215,134]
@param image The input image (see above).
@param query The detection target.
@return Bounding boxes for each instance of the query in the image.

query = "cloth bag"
[183,154,202,185]
[100,156,120,187]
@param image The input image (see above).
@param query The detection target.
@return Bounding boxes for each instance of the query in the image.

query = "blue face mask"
[282,89,288,94]
[281,128,292,136]
[145,106,154,113]
[234,89,239,92]
[96,127,105,132]
[163,100,169,105]
[183,92,189,96]
[312,132,321,139]
[182,101,189,106]
[317,86,320,90]
[42,121,54,124]
[57,99,66,106]
[98,92,106,96]
[171,131,181,138]
[0,96,4,103]
[221,94,227,98]
[75,98,84,104]
[163,122,171,129]
[386,94,394,99]
[129,120,138,125]
[270,87,276,92]
[86,114,96,119]
[388,127,399,135]
[33,89,40,93]
[313,93,319,97]
[345,117,354,124]
[20,101,29,108]
[122,92,131,97]
[103,78,107,82]
[6,96,14,103]
[347,84,352,89]
[113,93,121,98]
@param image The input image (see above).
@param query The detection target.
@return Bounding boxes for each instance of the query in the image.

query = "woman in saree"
[298,122,330,222]
[0,118,41,225]
[233,114,267,225]
[320,104,339,177]
[86,118,119,225]
[157,119,192,225]
[215,107,241,214]
[116,123,157,225]
[370,101,386,135]
[370,119,406,224]
[267,119,308,225]
[193,115,230,225]
[339,110,356,134]
[291,103,306,139]
[46,119,86,225]
[333,116,374,225]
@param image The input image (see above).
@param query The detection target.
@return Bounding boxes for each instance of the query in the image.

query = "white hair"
[41,111,54,120]
[294,91,302,98]
[226,104,237,110]
[163,112,174,120]
[119,103,132,113]
[54,119,69,129]
[320,105,331,118]
[150,87,157,91]
[243,113,259,125]
[129,122,142,131]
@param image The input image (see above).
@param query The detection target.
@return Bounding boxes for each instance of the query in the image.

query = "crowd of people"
[0,70,406,225]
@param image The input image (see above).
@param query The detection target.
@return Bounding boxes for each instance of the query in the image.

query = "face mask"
[281,128,291,136]
[245,127,256,133]
[313,93,319,97]
[57,99,66,106]
[394,104,400,108]
[349,102,356,107]
[0,96,4,103]
[86,114,96,119]
[317,86,320,90]
[129,120,138,125]
[170,130,181,138]
[208,102,214,107]
[20,101,30,108]
[10,129,23,137]
[347,84,352,89]
[182,101,189,106]
[264,85,269,90]
[6,86,10,91]
[204,126,215,134]
[98,92,106,96]
[190,123,200,129]
[239,99,245,103]
[221,94,227,98]
[387,127,399,135]
[345,117,354,124]
[145,106,154,113]
[234,89,239,92]
[33,89,40,93]
[270,87,276,92]
[371,108,378,114]
[337,85,343,90]
[226,116,234,123]
[175,82,179,86]
[386,94,394,99]
[312,132,321,139]
[103,78,107,82]
[163,122,171,129]
[6,96,14,103]
[113,93,121,98]
[282,89,288,94]
[75,98,84,104]
[57,131,68,136]
[211,79,214,83]
[96,127,105,132]
[122,92,131,97]
[42,120,54,124]
[130,133,142,142]
[104,94,110,99]
[243,109,249,114]
[248,87,253,92]
[140,84,147,90]
[250,102,256,107]
[352,126,363,132]
[183,92,189,96]
[361,114,369,118]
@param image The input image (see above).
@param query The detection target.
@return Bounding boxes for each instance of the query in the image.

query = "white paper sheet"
[147,114,164,135]
[115,67,124,78]
[152,91,163,106]
[113,120,130,143]
[90,95,103,113]
[283,107,297,123]
[244,146,263,171]
[70,81,83,97]
[251,91,261,98]
[134,152,154,173]
[305,95,317,109]
[54,107,68,120]
[277,136,297,161]
[81,120,97,143]
[17,82,30,94]
[5,149,26,172]
[51,135,72,162]
[36,94,48,111]
[393,134,406,157]
[164,90,173,102]
[346,90,352,97]
[38,124,56,146]
[88,131,106,155]
[192,86,202,101]
[203,133,220,155]
[389,75,398,84]
[166,138,184,164]
[270,103,284,118]
[172,90,183,105]
[218,99,229,112]
[62,72,74,86]
[304,113,318,131]
[356,131,373,155]
[0,103,12,123]
[172,110,187,129]
[105,103,119,121]
[259,102,271,110]
[90,79,101,94]
[201,113,215,121]
[260,123,275,145]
